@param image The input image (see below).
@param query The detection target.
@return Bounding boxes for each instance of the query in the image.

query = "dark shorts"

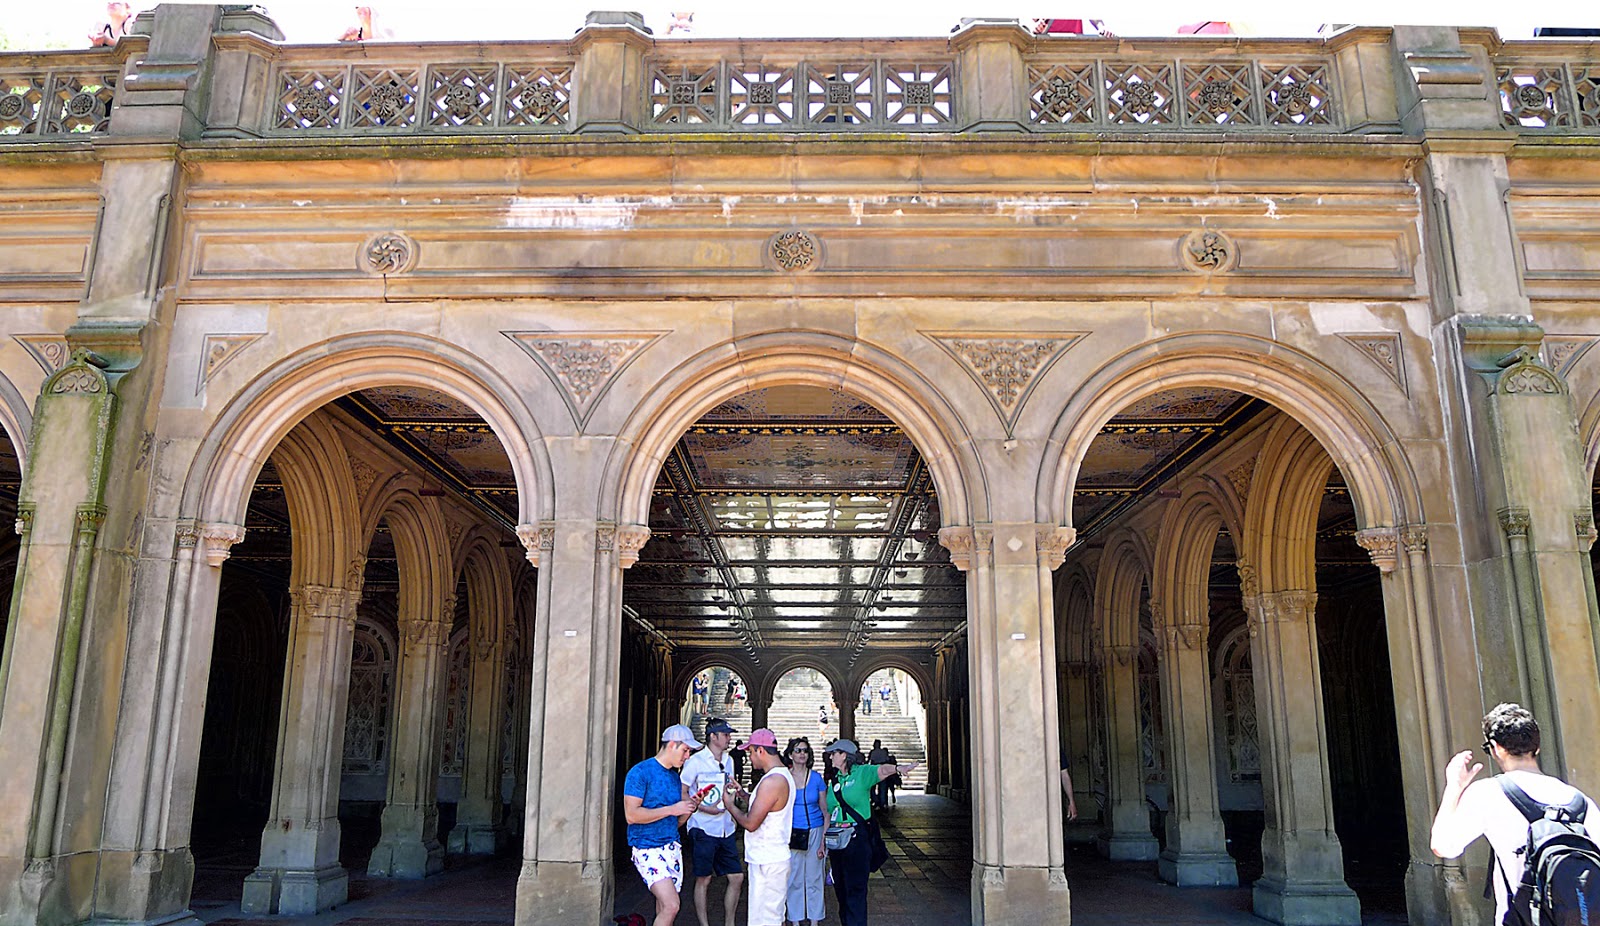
[688,829,742,877]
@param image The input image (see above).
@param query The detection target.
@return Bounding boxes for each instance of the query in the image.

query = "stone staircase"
[688,666,752,741]
[766,668,842,752]
[852,669,928,792]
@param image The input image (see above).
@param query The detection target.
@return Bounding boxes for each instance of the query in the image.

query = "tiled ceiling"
[225,383,1268,659]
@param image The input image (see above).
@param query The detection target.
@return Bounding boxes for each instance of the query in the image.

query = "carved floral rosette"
[1179,228,1237,273]
[359,231,419,276]
[766,229,823,272]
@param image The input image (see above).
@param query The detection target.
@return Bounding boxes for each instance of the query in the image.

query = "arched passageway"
[183,382,532,915]
[1056,384,1410,925]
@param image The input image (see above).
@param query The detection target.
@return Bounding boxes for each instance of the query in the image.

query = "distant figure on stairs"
[860,683,872,716]
[727,677,738,705]
[692,672,708,715]
[879,679,892,710]
[818,704,829,737]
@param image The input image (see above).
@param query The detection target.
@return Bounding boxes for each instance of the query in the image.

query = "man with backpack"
[1431,702,1600,925]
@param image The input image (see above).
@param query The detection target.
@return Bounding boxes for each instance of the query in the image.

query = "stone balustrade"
[3,15,1600,141]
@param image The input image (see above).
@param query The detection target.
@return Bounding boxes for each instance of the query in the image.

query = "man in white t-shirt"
[726,728,794,926]
[681,718,743,926]
[1431,702,1600,925]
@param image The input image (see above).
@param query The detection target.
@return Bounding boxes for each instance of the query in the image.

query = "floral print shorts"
[630,840,683,892]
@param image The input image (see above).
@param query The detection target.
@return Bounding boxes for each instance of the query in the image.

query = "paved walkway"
[192,795,1406,925]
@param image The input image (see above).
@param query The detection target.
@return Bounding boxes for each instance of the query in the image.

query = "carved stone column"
[940,524,1072,925]
[514,522,648,926]
[1097,642,1159,861]
[449,629,509,856]
[1245,588,1360,926]
[241,582,362,915]
[369,598,453,879]
[1155,603,1237,886]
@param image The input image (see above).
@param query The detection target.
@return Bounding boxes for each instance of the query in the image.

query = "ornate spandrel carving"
[1036,525,1076,569]
[1180,229,1236,273]
[360,231,418,275]
[1578,511,1598,553]
[46,350,109,395]
[199,522,246,567]
[1340,333,1408,394]
[349,458,381,502]
[196,333,264,392]
[14,335,69,375]
[1498,507,1531,541]
[1225,458,1254,503]
[924,332,1082,434]
[1542,336,1598,375]
[1354,527,1399,574]
[505,331,665,429]
[938,525,975,572]
[618,525,651,569]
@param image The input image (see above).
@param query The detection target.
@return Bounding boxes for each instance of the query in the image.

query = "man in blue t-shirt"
[624,724,704,926]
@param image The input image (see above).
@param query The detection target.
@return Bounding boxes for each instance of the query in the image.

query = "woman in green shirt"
[821,739,917,925]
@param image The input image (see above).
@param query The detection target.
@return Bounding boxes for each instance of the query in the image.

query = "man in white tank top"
[727,728,794,926]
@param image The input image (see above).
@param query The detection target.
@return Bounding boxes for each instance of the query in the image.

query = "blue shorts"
[688,829,742,877]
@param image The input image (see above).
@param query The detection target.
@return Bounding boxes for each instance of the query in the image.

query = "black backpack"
[1491,778,1600,926]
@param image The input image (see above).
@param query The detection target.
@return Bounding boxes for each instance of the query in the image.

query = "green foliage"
[0,25,75,52]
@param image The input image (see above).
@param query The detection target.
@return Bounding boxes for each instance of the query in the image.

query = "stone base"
[92,848,199,923]
[1158,849,1239,886]
[368,836,445,879]
[447,822,503,856]
[241,864,348,915]
[514,859,612,926]
[1096,831,1160,861]
[1252,876,1362,926]
[971,864,1071,926]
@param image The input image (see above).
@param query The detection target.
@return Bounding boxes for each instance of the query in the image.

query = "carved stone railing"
[1493,44,1600,129]
[259,44,574,134]
[0,50,124,137]
[1024,50,1339,130]
[644,40,956,130]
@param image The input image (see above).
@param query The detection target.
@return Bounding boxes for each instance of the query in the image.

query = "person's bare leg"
[723,872,743,924]
[693,875,712,926]
[649,878,681,926]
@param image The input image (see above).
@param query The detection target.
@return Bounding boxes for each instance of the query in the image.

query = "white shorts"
[746,859,791,926]
[630,841,683,892]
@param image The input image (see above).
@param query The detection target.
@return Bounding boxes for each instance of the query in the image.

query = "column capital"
[617,524,651,569]
[291,584,356,622]
[198,522,246,567]
[1109,644,1137,667]
[517,521,555,568]
[1578,511,1598,553]
[1036,525,1077,569]
[400,617,450,653]
[1353,527,1399,573]
[939,525,976,572]
[1254,589,1317,624]
[1498,506,1531,540]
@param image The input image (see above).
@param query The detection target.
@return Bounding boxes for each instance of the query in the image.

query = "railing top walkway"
[1,13,1598,147]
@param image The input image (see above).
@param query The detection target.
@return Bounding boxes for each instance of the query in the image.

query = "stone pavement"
[191,794,1406,925]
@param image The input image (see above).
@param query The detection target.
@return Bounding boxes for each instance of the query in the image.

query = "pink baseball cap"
[747,728,779,749]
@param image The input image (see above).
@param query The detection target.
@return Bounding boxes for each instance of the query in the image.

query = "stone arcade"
[2,7,1600,926]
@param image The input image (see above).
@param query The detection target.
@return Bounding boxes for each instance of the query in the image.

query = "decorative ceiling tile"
[1543,336,1599,376]
[13,335,69,374]
[923,332,1083,434]
[1339,333,1406,394]
[197,333,265,393]
[505,331,666,428]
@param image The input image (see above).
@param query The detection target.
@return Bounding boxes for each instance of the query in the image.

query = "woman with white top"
[783,737,828,926]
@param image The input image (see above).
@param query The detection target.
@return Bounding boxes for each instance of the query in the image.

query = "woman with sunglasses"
[782,737,828,926]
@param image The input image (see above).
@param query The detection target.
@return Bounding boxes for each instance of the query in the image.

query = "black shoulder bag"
[832,780,890,873]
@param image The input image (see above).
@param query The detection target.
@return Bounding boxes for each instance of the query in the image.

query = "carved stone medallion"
[1180,228,1236,273]
[360,232,418,275]
[767,229,822,272]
